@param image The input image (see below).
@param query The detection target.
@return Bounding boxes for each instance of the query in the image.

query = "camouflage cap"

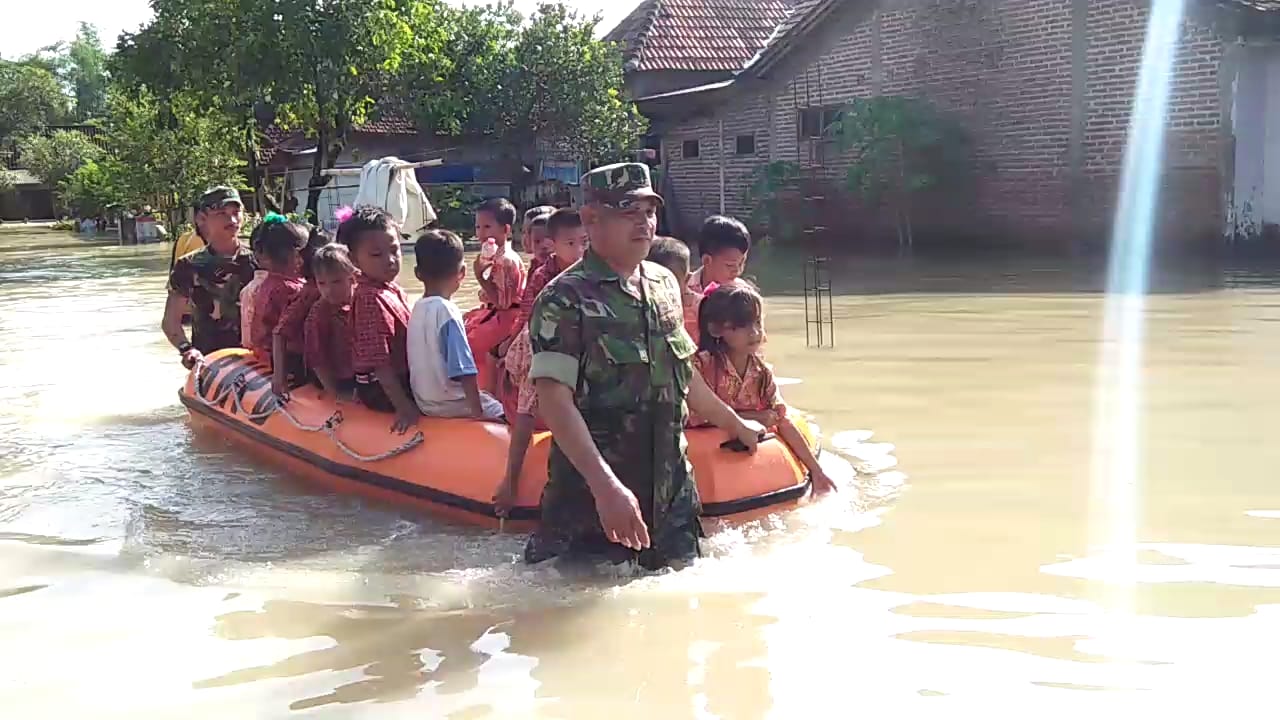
[196,186,243,212]
[581,162,663,209]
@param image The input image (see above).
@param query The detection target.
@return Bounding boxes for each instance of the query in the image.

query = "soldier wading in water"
[526,163,766,570]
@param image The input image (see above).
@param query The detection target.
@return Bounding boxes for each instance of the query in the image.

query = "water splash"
[1089,0,1187,619]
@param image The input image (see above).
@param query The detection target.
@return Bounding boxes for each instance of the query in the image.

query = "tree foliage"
[115,0,642,216]
[66,24,110,120]
[0,170,14,195]
[399,2,645,166]
[10,24,110,123]
[400,1,518,137]
[18,130,101,187]
[742,160,804,242]
[59,160,118,217]
[116,0,420,217]
[0,62,69,138]
[502,3,645,163]
[830,96,972,247]
[100,89,246,220]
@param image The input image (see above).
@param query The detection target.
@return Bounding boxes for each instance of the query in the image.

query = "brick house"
[630,0,1280,249]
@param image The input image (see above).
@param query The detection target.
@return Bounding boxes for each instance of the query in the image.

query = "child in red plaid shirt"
[493,208,587,517]
[647,235,700,345]
[464,198,526,394]
[692,282,837,496]
[521,205,556,274]
[250,217,308,375]
[270,227,331,396]
[303,243,358,401]
[343,207,418,434]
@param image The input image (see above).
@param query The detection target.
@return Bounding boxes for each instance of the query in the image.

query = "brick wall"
[659,0,1228,248]
[1080,0,1224,245]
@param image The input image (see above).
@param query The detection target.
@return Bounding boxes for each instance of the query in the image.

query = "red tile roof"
[258,112,418,163]
[740,0,831,76]
[353,114,418,135]
[606,0,798,73]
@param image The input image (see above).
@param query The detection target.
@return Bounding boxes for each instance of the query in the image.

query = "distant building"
[626,0,1280,248]
[260,114,583,229]
[0,125,104,221]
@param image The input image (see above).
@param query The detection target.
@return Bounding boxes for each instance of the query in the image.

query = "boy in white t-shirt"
[407,230,505,420]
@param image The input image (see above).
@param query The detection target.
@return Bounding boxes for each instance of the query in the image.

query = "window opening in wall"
[642,135,663,165]
[799,107,844,139]
[735,134,756,155]
[682,139,700,159]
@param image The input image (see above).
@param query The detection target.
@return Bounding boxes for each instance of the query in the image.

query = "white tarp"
[353,156,437,234]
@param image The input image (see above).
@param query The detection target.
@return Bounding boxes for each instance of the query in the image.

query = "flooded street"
[2,225,1279,718]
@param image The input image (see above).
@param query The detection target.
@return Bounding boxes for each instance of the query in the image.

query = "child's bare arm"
[495,413,536,517]
[375,364,419,434]
[459,374,485,419]
[736,409,780,427]
[473,256,499,295]
[776,416,837,495]
[271,335,291,395]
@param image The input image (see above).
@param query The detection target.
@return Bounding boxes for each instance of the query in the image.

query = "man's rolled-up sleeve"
[528,284,582,390]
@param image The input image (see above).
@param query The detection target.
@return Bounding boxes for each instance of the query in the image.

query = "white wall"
[1233,44,1280,235]
[1264,48,1280,228]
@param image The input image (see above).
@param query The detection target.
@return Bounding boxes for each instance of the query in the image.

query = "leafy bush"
[427,184,485,236]
[59,159,118,217]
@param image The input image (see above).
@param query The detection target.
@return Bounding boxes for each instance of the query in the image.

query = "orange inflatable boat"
[180,349,814,528]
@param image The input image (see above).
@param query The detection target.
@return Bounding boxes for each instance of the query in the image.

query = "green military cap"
[196,186,243,212]
[581,162,664,209]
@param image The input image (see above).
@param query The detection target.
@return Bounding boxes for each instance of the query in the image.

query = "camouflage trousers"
[524,402,701,570]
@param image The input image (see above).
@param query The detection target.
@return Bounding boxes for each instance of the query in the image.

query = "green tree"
[267,0,416,218]
[114,2,277,209]
[18,130,101,188]
[0,169,14,195]
[830,96,971,248]
[101,89,245,225]
[0,61,69,138]
[400,2,644,192]
[67,24,110,120]
[502,4,645,163]
[59,160,118,217]
[117,0,417,219]
[400,2,518,137]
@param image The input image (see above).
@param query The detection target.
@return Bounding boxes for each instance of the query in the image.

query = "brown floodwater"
[2,225,1278,718]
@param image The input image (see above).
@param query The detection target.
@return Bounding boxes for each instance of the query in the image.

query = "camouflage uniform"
[169,243,256,353]
[525,163,701,570]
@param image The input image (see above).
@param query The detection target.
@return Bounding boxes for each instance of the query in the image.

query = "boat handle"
[720,432,776,453]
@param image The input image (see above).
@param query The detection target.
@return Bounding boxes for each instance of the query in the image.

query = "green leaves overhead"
[0,62,69,139]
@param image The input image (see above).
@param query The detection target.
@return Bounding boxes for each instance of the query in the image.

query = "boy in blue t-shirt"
[407,230,505,419]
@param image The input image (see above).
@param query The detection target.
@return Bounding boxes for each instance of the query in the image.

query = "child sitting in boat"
[239,228,269,346]
[408,229,505,420]
[464,198,526,394]
[524,212,553,275]
[249,215,309,375]
[304,244,358,401]
[688,215,751,295]
[647,235,700,343]
[693,282,838,496]
[519,204,555,254]
[493,208,588,517]
[344,206,418,434]
[271,227,332,395]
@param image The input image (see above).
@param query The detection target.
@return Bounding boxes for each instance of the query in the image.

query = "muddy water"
[2,225,1279,718]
